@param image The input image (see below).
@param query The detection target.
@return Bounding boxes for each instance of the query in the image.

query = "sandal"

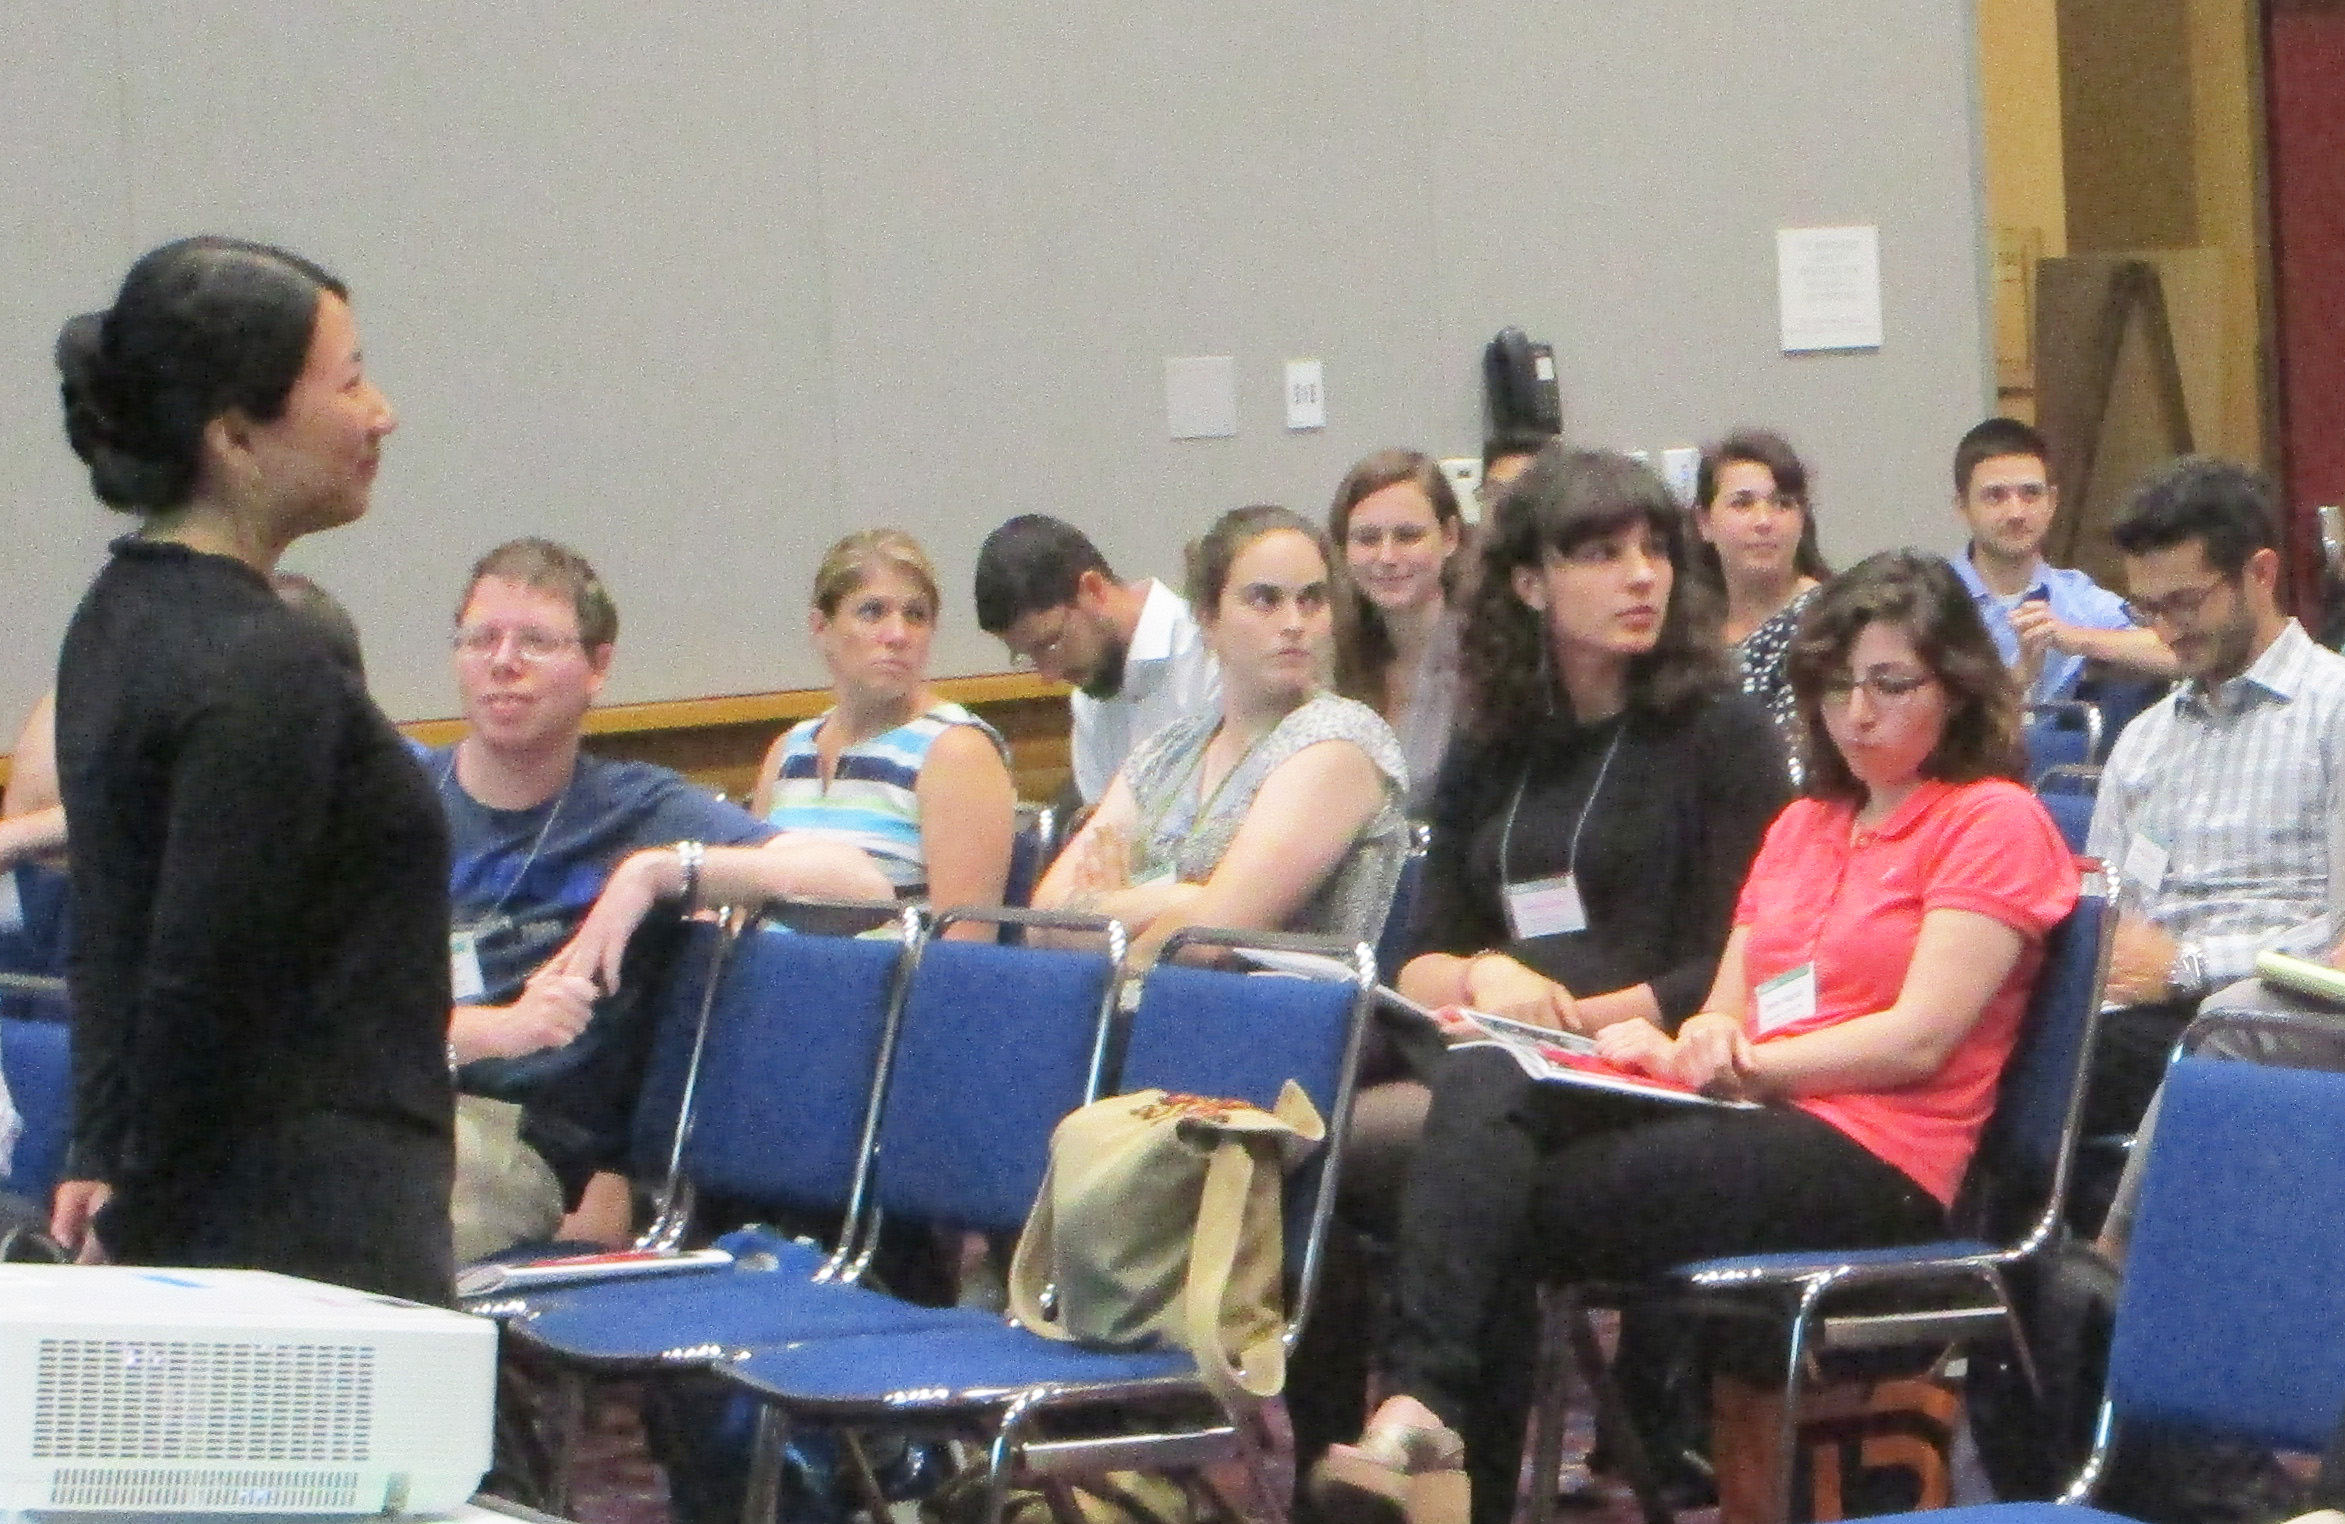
[1307,1419,1468,1524]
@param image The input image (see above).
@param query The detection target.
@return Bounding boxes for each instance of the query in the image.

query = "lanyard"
[440,746,568,924]
[1141,719,1275,862]
[1497,721,1624,888]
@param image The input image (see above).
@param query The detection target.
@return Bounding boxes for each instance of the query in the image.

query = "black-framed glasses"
[2121,579,2230,628]
[1819,670,1937,708]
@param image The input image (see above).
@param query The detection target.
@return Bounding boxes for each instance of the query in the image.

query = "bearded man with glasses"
[2074,458,2345,1231]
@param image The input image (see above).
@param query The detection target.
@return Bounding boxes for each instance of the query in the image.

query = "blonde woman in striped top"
[753,531,1017,940]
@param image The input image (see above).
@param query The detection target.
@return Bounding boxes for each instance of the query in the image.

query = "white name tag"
[1504,873,1588,939]
[1755,963,1818,1034]
[450,930,486,1003]
[2122,833,2170,897]
[0,870,20,937]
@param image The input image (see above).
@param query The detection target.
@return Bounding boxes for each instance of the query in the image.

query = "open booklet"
[455,1246,734,1299]
[1235,947,1756,1109]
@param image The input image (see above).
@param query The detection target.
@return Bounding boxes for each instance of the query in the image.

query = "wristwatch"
[2171,942,2206,996]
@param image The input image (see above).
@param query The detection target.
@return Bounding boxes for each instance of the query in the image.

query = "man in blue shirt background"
[1950,417,2177,705]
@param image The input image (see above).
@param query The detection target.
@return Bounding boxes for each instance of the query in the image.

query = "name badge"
[450,930,486,1003]
[1755,963,1818,1034]
[0,870,20,937]
[1504,873,1588,939]
[2122,833,2169,897]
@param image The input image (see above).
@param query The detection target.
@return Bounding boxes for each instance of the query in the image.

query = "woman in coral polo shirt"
[1312,550,2078,1524]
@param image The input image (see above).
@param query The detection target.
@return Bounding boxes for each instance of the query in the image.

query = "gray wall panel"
[0,0,1989,730]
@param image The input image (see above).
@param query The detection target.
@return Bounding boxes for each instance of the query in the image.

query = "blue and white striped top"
[764,701,1009,894]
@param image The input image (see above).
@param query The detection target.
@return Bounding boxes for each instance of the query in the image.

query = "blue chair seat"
[510,1237,976,1368]
[723,1317,1200,1411]
[1673,1238,2003,1285]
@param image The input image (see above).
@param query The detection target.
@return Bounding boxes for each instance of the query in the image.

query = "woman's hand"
[1592,1017,1675,1075]
[1063,820,1134,903]
[49,1179,112,1263]
[1670,1012,1760,1097]
[1464,954,1579,1032]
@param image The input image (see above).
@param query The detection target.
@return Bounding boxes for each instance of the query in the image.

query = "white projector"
[0,1266,496,1514]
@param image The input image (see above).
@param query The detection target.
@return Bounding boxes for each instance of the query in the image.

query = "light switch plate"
[1285,359,1326,430]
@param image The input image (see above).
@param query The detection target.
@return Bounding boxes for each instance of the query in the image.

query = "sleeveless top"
[764,701,1010,893]
[1122,691,1410,947]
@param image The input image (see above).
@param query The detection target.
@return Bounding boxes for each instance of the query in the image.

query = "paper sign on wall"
[1777,225,1883,353]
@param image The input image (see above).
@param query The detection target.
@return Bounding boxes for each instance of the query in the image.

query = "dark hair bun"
[54,237,346,515]
[54,310,191,510]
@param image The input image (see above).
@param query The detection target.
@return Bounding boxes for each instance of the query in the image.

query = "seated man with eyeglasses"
[1948,417,2177,704]
[2073,458,2345,1228]
[973,514,1220,807]
[434,538,886,1260]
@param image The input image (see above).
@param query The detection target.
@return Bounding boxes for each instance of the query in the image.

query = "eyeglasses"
[1004,612,1072,673]
[2121,579,2230,628]
[1819,669,1938,708]
[453,625,585,663]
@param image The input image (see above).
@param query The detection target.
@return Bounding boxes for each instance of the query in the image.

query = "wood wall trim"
[2,670,1073,789]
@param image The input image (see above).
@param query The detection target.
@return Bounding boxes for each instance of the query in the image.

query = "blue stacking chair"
[0,865,71,1025]
[489,901,929,1351]
[0,992,72,1206]
[460,912,734,1276]
[500,907,1126,1362]
[1003,803,1058,912]
[1528,865,2118,1524]
[1850,1058,2345,1524]
[2023,701,2103,787]
[2033,765,2102,856]
[1374,822,1431,983]
[715,927,1376,1524]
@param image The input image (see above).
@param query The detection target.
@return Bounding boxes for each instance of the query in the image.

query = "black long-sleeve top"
[56,538,453,1209]
[1412,686,1791,1027]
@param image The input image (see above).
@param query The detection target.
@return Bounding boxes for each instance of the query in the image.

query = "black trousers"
[1381,1049,1942,1524]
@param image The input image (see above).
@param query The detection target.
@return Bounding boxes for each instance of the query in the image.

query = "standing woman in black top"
[47,237,454,1303]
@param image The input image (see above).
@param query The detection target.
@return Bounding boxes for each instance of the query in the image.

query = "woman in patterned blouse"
[1689,429,1832,768]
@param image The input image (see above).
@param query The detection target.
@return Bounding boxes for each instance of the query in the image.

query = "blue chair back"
[1974,866,2114,1243]
[0,865,71,1024]
[679,909,920,1221]
[1373,826,1429,983]
[1,1012,71,1203]
[1003,805,1057,912]
[1116,929,1373,1338]
[2110,1059,2345,1451]
[865,909,1123,1236]
[2022,700,2101,784]
[625,917,731,1183]
[2031,765,2100,854]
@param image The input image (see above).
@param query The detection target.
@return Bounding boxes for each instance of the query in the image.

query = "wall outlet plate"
[1442,457,1483,522]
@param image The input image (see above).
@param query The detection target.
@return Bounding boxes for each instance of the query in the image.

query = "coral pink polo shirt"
[1733,778,2078,1206]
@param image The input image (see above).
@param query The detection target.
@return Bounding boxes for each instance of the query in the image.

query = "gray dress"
[1122,692,1410,949]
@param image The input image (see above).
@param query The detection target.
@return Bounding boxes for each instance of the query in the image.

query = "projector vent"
[33,1339,374,1461]
[47,1466,362,1510]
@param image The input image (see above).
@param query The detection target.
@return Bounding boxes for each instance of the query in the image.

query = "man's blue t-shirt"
[1951,547,2137,704]
[424,745,772,1181]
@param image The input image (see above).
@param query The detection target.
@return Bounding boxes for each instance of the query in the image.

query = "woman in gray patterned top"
[1035,505,1409,965]
[1689,429,1831,770]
